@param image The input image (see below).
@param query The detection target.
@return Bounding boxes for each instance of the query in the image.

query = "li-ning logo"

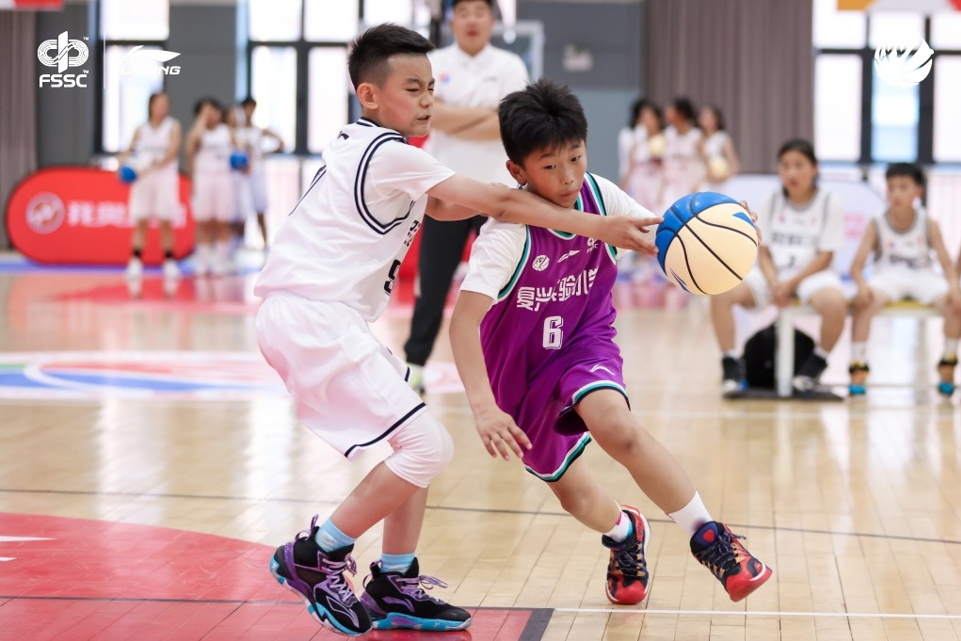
[37,31,89,88]
[26,193,66,234]
[121,45,182,76]
[874,39,934,89]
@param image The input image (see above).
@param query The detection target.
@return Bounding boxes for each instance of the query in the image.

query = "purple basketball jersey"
[480,174,628,481]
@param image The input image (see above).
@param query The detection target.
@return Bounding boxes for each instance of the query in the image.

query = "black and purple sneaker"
[361,558,472,631]
[268,516,371,636]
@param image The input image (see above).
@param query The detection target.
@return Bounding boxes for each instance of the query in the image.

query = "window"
[362,0,413,26]
[250,46,298,150]
[868,12,924,49]
[101,0,169,40]
[308,48,349,153]
[815,55,862,162]
[98,0,170,153]
[813,0,866,48]
[931,12,961,49]
[304,0,358,41]
[249,0,302,41]
[871,66,919,162]
[933,56,961,162]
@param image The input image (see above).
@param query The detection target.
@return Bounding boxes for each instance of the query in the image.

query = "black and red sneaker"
[600,506,651,605]
[691,521,772,602]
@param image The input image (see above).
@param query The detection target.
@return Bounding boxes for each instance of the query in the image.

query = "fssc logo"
[37,31,89,88]
[121,45,182,76]
[874,39,934,89]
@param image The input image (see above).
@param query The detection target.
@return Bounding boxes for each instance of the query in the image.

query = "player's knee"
[593,416,646,461]
[557,485,595,517]
[387,413,454,487]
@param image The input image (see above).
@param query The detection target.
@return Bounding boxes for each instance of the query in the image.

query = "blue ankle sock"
[381,552,416,574]
[314,519,356,553]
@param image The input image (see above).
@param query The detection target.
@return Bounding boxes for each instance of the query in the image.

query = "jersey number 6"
[543,315,564,350]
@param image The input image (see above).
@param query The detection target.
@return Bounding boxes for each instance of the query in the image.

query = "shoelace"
[613,541,645,579]
[320,555,359,602]
[694,530,744,579]
[396,574,448,603]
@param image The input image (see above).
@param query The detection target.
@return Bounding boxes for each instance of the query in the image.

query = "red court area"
[0,514,548,641]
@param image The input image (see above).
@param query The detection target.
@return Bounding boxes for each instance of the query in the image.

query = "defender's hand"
[739,200,762,244]
[597,215,662,254]
[474,404,531,461]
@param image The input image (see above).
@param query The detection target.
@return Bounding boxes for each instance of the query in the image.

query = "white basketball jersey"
[195,124,232,175]
[763,189,841,271]
[135,117,176,173]
[873,208,932,271]
[662,125,704,187]
[254,118,455,322]
[703,131,729,160]
[241,126,264,165]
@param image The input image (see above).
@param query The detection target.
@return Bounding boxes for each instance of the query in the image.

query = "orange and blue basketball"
[655,192,759,296]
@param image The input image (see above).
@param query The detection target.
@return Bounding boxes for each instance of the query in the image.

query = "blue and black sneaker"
[361,558,472,631]
[269,515,371,636]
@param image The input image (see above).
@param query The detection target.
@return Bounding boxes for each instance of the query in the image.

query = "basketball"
[118,164,138,184]
[708,156,730,181]
[655,192,759,296]
[230,150,249,171]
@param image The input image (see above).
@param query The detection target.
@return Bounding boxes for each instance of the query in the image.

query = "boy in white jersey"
[186,99,236,276]
[254,25,655,636]
[848,163,961,395]
[120,92,182,296]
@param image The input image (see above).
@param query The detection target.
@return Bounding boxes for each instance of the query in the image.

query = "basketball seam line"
[681,215,747,281]
[695,216,758,248]
[675,235,707,295]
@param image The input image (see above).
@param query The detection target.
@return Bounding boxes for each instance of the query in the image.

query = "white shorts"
[744,267,843,308]
[232,173,254,223]
[129,169,179,221]
[256,293,427,459]
[193,172,234,222]
[869,268,948,305]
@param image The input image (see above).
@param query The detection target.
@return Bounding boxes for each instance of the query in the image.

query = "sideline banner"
[6,167,195,266]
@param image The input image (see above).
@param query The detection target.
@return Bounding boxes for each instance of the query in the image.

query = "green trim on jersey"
[525,433,592,482]
[496,226,532,302]
[561,380,628,414]
[583,173,619,263]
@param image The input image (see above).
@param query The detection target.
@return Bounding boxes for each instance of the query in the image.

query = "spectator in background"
[186,98,236,276]
[121,91,182,296]
[402,0,529,394]
[240,96,284,250]
[698,105,739,193]
[618,98,664,212]
[660,97,704,211]
[225,105,252,270]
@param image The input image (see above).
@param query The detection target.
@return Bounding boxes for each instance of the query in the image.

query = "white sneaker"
[162,259,180,280]
[125,257,143,282]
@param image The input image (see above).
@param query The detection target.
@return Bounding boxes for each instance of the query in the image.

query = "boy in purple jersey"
[450,80,773,605]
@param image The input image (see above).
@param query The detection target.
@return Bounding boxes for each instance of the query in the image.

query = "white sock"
[723,350,740,360]
[603,506,633,542]
[668,492,712,537]
[851,342,868,363]
[814,346,830,360]
[945,339,958,359]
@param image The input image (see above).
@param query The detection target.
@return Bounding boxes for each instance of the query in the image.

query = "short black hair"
[241,96,257,107]
[193,97,223,116]
[672,97,696,123]
[886,162,925,187]
[499,79,588,165]
[347,24,434,89]
[452,0,493,8]
[629,98,658,127]
[778,138,817,165]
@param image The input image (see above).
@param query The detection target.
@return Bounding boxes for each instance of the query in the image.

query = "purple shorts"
[513,338,627,481]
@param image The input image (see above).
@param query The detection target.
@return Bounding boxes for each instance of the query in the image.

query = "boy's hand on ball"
[474,404,532,461]
[600,216,663,253]
[739,200,762,243]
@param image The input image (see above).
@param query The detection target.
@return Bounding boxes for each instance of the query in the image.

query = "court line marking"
[554,607,961,620]
[3,487,961,547]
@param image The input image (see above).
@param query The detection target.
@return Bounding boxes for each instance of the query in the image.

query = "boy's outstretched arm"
[449,291,532,461]
[426,175,660,254]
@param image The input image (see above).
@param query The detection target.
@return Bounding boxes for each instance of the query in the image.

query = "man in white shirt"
[403,0,529,393]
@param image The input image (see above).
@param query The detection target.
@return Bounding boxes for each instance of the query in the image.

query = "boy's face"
[887,175,922,211]
[360,54,434,138]
[507,140,587,209]
[451,0,494,55]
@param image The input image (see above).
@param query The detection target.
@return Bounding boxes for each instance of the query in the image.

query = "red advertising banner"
[6,167,195,266]
[0,0,63,8]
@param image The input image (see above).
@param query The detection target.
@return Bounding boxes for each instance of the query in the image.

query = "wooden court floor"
[1,265,961,640]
